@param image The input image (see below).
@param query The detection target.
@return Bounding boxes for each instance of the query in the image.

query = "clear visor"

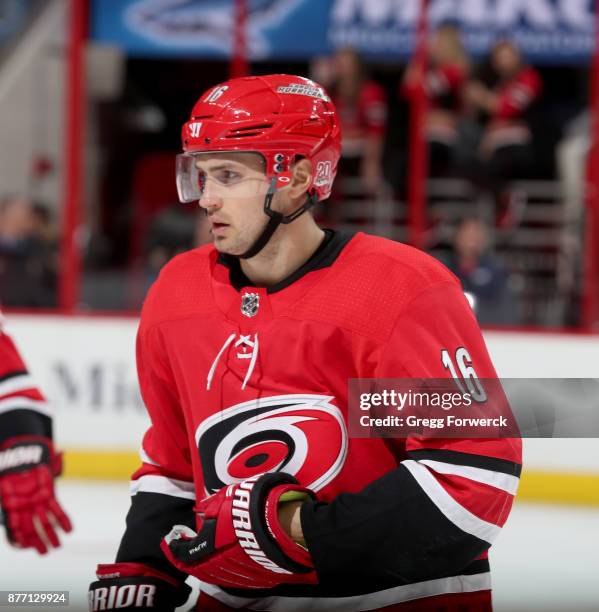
[176,151,276,204]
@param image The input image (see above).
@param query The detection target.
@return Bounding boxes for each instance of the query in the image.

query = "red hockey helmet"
[178,74,341,203]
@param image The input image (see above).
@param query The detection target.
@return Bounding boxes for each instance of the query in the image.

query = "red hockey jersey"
[120,232,521,611]
[0,315,52,443]
[334,82,387,157]
[493,66,542,121]
[402,63,466,112]
[482,66,542,153]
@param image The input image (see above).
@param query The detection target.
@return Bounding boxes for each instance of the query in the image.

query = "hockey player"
[0,313,71,554]
[88,75,521,611]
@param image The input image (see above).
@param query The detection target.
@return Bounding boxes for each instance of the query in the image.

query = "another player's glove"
[0,436,72,554]
[88,562,191,611]
[161,472,317,589]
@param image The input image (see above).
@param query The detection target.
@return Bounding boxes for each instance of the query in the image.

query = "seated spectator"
[325,47,388,193]
[466,40,543,226]
[402,23,469,176]
[0,195,57,307]
[445,217,519,325]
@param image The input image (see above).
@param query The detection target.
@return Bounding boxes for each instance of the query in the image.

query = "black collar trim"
[217,230,354,294]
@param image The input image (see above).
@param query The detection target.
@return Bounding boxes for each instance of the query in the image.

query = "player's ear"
[288,158,313,201]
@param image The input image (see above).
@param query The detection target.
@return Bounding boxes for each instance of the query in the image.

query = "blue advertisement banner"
[91,0,330,59]
[91,0,596,64]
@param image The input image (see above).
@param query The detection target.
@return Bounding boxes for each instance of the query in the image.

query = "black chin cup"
[238,178,318,260]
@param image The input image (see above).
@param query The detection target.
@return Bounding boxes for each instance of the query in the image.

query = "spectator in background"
[0,195,57,307]
[446,217,518,325]
[323,47,388,193]
[466,40,543,226]
[402,23,469,176]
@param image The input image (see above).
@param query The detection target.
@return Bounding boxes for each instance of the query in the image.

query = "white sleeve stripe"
[199,572,492,611]
[0,374,37,397]
[130,474,196,500]
[418,459,520,495]
[402,460,501,544]
[139,447,160,467]
[0,397,52,417]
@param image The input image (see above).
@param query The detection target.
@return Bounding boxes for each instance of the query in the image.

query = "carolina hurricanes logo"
[195,394,348,494]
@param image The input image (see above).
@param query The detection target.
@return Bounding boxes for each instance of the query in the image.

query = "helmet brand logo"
[241,292,260,318]
[189,122,202,138]
[205,85,229,103]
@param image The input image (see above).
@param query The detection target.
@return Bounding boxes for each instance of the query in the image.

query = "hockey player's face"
[195,153,271,255]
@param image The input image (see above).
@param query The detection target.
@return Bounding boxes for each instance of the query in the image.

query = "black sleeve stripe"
[219,557,491,599]
[0,409,52,444]
[461,558,490,576]
[408,448,522,478]
[116,491,195,581]
[0,370,29,384]
[301,463,491,586]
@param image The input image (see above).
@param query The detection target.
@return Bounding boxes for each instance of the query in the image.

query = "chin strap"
[238,179,319,260]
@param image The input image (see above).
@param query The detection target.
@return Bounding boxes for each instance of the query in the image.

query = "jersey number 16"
[441,347,487,402]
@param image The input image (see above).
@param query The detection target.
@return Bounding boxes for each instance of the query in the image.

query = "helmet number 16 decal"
[204,85,229,103]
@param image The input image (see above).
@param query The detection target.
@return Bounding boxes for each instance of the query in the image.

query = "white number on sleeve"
[441,347,487,402]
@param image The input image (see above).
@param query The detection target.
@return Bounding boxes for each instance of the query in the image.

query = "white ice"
[0,480,597,611]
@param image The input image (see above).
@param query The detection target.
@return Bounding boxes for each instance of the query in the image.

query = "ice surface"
[0,481,597,611]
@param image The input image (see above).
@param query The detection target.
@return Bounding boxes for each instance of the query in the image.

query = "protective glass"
[176,151,274,204]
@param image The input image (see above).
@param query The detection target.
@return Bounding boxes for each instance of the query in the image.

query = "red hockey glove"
[88,562,191,611]
[0,436,72,554]
[161,472,318,589]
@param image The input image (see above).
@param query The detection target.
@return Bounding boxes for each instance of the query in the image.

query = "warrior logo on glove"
[162,472,318,590]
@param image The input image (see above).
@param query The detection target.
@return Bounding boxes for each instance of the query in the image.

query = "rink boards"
[5,314,599,506]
